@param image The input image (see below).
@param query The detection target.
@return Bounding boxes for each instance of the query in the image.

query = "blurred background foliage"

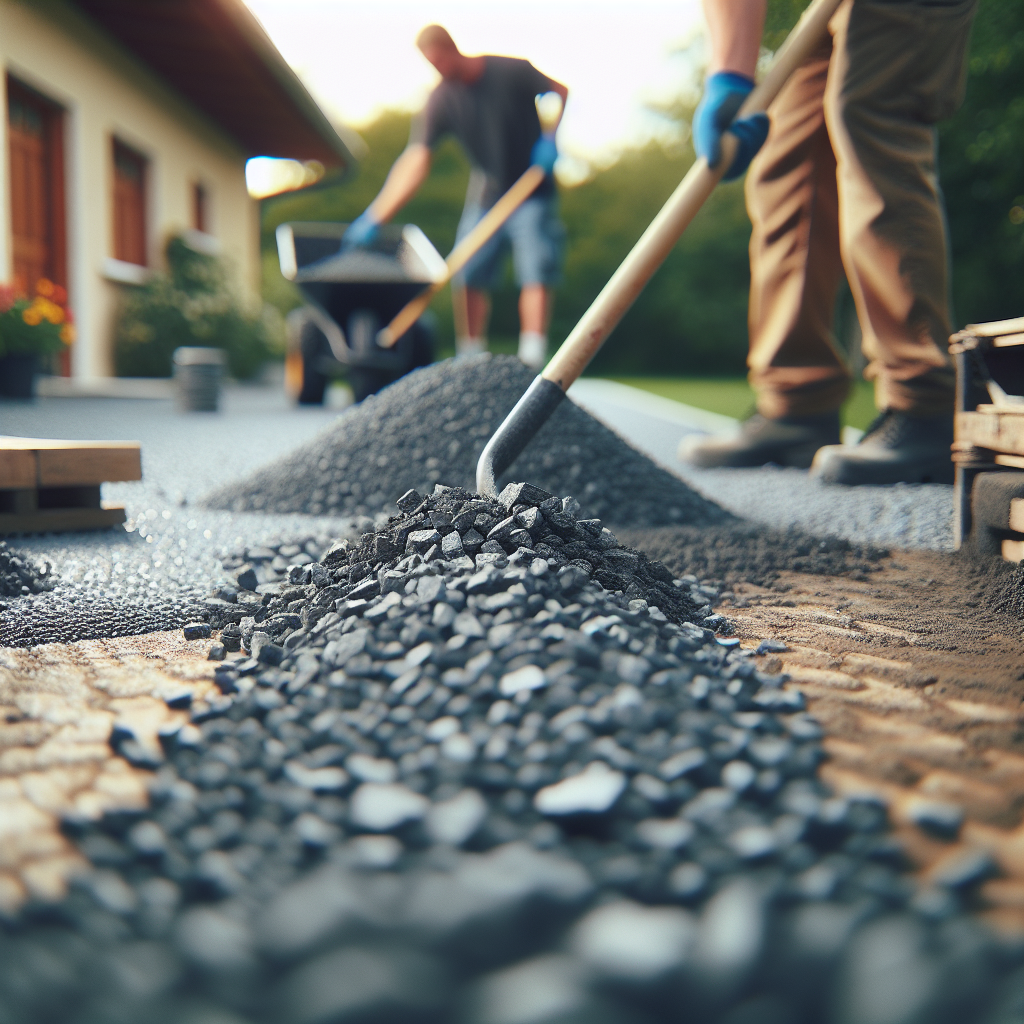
[260,0,1022,378]
[116,236,282,380]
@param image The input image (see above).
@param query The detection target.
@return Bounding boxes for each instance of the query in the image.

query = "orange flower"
[60,323,76,345]
[35,278,55,298]
[52,284,67,305]
[37,298,64,324]
[22,307,42,326]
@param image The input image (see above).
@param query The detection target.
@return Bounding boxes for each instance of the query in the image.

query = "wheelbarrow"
[276,222,447,404]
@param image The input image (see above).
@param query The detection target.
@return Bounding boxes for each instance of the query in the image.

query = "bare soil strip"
[0,632,216,910]
[717,552,1024,934]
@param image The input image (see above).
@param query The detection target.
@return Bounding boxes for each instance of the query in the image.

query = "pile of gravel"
[0,541,55,599]
[618,524,889,591]
[995,562,1024,620]
[3,483,1020,1024]
[201,355,732,529]
[0,585,205,649]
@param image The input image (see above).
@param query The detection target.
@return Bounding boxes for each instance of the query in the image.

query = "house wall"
[0,0,260,378]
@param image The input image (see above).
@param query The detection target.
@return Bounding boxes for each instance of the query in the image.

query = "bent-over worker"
[679,0,978,484]
[342,24,569,370]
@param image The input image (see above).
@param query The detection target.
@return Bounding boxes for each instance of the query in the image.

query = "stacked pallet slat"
[950,317,1024,561]
[0,437,141,534]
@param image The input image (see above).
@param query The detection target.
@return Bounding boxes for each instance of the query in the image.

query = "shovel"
[476,0,843,496]
[376,94,564,349]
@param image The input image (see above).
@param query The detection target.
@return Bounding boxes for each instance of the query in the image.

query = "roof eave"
[215,0,355,169]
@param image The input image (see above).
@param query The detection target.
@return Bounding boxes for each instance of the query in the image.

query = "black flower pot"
[0,353,38,399]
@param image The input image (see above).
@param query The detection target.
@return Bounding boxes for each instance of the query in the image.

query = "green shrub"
[114,236,282,379]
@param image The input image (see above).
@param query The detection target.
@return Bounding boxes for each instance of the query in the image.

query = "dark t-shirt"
[411,55,557,206]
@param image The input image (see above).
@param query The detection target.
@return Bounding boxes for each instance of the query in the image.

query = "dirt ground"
[625,529,1024,934]
[0,632,217,912]
[2,542,1023,935]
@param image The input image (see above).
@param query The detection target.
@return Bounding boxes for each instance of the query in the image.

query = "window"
[112,140,147,266]
[192,182,208,234]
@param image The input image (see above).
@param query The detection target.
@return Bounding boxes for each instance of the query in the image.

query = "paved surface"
[570,378,955,552]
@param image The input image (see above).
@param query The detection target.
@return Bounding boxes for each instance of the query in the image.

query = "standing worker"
[679,0,977,484]
[341,25,569,370]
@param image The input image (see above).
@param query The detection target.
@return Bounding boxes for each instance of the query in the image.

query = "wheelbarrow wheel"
[291,310,332,406]
[348,367,391,403]
[297,360,329,405]
[348,318,435,403]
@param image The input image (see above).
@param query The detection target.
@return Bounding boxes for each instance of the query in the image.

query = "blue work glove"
[530,133,558,175]
[340,210,380,252]
[692,71,770,181]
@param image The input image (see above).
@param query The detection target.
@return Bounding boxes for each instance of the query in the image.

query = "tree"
[938,0,1024,325]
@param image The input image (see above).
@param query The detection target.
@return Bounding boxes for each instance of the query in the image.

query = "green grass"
[609,376,878,431]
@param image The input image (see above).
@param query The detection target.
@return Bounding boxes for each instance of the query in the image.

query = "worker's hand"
[340,210,380,252]
[530,133,559,175]
[693,71,770,182]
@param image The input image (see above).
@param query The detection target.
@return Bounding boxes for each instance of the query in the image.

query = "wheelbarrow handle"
[477,0,843,495]
[377,165,547,349]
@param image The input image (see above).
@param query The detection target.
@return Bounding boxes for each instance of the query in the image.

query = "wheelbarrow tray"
[276,222,446,337]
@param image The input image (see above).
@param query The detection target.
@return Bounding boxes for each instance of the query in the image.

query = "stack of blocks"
[0,436,141,534]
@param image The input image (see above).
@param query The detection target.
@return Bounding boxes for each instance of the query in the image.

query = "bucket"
[173,347,223,412]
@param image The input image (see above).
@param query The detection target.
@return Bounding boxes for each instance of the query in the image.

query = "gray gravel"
[0,541,55,598]
[2,482,1020,1024]
[202,356,731,530]
[568,379,955,552]
[0,365,955,645]
[0,387,363,645]
[1,382,1020,1022]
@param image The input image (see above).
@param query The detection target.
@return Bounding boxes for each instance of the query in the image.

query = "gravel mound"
[0,541,55,599]
[201,355,731,529]
[0,588,206,648]
[4,484,1020,1024]
[618,524,890,590]
[995,562,1024,620]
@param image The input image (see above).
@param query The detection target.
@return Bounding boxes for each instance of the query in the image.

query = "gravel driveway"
[0,373,954,645]
[568,378,955,553]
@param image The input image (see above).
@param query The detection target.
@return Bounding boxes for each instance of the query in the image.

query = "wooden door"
[7,79,66,297]
[7,78,68,373]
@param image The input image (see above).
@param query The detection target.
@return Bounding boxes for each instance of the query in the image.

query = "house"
[0,0,353,379]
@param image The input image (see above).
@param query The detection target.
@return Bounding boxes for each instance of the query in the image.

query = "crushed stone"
[2,484,1021,1024]
[994,561,1024,620]
[0,541,55,599]
[201,354,732,529]
[618,524,890,590]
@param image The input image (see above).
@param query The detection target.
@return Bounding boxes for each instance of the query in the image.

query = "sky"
[243,0,707,173]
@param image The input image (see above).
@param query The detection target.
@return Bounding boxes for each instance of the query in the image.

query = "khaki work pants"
[746,0,977,419]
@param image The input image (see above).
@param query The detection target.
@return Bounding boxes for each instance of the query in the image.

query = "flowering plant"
[0,279,75,358]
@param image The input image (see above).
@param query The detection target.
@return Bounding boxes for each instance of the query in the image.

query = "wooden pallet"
[0,436,141,534]
[951,317,1024,561]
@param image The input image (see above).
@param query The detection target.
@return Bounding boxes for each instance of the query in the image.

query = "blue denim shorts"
[454,194,566,290]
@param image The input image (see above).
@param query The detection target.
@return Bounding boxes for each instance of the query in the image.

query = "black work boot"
[810,409,954,485]
[678,411,841,470]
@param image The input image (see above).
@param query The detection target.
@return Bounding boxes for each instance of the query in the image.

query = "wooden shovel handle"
[542,0,842,390]
[378,165,547,348]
